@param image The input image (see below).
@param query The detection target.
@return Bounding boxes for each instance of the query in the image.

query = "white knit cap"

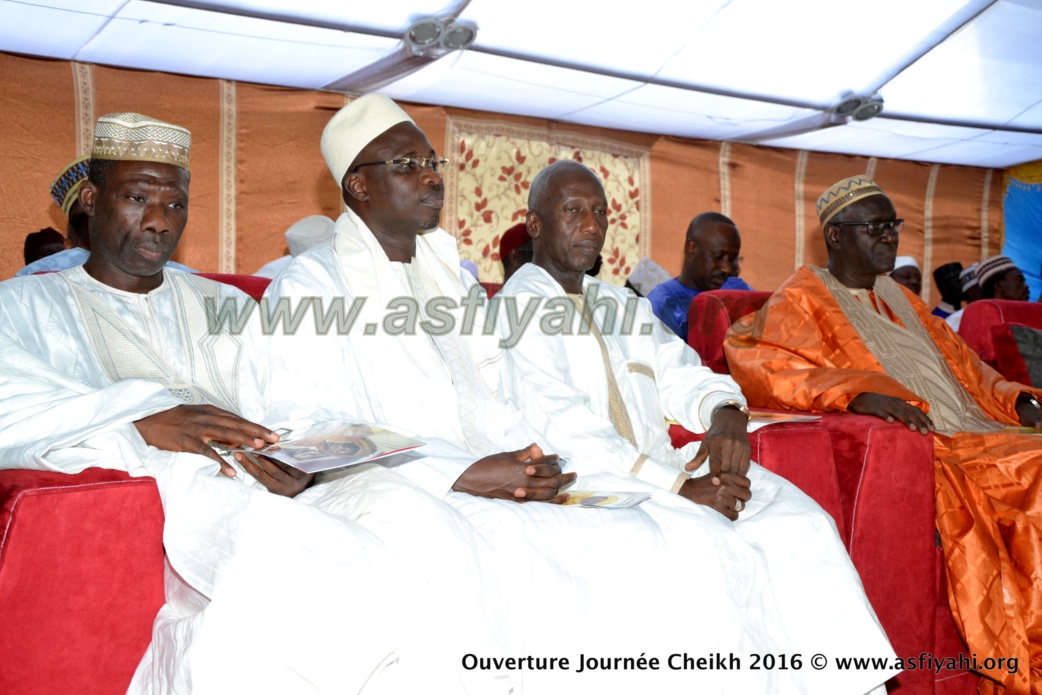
[320,94,414,187]
[285,215,336,256]
[892,256,920,272]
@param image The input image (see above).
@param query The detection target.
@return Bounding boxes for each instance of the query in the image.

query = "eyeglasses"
[352,156,449,174]
[830,219,904,237]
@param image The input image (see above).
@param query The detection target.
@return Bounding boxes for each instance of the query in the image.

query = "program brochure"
[228,421,425,475]
[562,491,651,509]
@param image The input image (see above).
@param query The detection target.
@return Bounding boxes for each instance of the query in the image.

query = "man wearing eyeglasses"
[723,175,1042,695]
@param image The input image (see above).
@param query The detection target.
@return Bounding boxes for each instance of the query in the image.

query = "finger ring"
[734,499,744,512]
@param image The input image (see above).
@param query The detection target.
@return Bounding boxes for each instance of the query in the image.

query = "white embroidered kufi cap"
[321,94,414,187]
[91,112,191,171]
[285,215,336,256]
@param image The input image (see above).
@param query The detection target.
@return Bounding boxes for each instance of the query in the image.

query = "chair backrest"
[686,290,771,374]
[958,298,1042,381]
[479,281,503,298]
[198,273,271,301]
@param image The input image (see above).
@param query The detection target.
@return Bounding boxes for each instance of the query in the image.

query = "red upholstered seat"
[686,290,771,373]
[958,298,1042,383]
[198,272,271,301]
[0,468,164,695]
[479,281,503,298]
[676,289,977,695]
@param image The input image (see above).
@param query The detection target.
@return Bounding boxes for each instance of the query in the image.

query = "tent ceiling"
[3,0,1041,167]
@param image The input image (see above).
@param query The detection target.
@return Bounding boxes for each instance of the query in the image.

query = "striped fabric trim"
[719,141,732,218]
[627,362,655,381]
[865,156,878,180]
[980,169,992,261]
[922,164,940,305]
[630,453,649,476]
[793,150,809,270]
[72,62,94,158]
[219,80,237,273]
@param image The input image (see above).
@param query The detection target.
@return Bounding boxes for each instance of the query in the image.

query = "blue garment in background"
[647,276,753,340]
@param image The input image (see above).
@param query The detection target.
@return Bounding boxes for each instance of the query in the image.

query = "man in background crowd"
[22,227,65,266]
[253,214,336,279]
[979,254,1030,302]
[944,262,982,331]
[889,255,921,296]
[498,221,533,283]
[647,212,752,340]
[931,261,962,319]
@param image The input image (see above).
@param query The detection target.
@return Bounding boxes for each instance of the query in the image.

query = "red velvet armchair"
[681,289,977,695]
[957,298,1042,385]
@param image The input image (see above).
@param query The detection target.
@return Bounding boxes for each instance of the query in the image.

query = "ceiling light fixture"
[405,18,443,49]
[830,93,885,122]
[852,95,885,122]
[404,16,478,58]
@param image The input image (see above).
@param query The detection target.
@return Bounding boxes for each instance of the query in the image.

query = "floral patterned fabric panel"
[444,117,650,285]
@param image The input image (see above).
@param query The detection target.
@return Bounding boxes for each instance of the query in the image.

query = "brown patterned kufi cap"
[816,175,887,226]
[91,112,191,171]
[976,255,1018,288]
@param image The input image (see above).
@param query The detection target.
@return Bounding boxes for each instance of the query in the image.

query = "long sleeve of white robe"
[0,272,195,473]
[262,212,548,498]
[497,264,747,492]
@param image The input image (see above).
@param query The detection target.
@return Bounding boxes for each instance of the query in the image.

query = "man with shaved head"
[725,175,1042,694]
[648,211,752,339]
[497,160,897,695]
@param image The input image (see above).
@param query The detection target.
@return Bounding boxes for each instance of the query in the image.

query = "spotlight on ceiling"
[405,18,444,52]
[831,95,864,117]
[829,93,884,122]
[404,16,478,58]
[852,94,884,121]
[442,20,477,50]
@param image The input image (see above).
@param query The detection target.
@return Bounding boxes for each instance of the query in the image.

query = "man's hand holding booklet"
[216,421,425,474]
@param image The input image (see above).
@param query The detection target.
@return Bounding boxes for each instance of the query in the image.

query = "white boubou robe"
[264,211,896,694]
[496,263,900,694]
[0,266,511,695]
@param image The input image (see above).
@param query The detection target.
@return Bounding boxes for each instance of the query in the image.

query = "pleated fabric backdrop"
[1,52,1005,304]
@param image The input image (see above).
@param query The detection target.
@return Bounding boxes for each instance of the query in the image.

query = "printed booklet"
[221,421,425,474]
[562,491,651,509]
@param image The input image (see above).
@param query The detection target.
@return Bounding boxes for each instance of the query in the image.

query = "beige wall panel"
[649,137,722,277]
[0,54,76,279]
[728,144,799,292]
[235,85,346,274]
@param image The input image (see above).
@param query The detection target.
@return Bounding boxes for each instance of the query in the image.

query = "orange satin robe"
[724,266,1042,695]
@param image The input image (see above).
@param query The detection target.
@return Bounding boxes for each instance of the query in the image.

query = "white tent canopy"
[3,0,1041,167]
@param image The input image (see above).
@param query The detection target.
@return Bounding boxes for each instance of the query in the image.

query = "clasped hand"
[680,406,752,520]
[452,443,576,504]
